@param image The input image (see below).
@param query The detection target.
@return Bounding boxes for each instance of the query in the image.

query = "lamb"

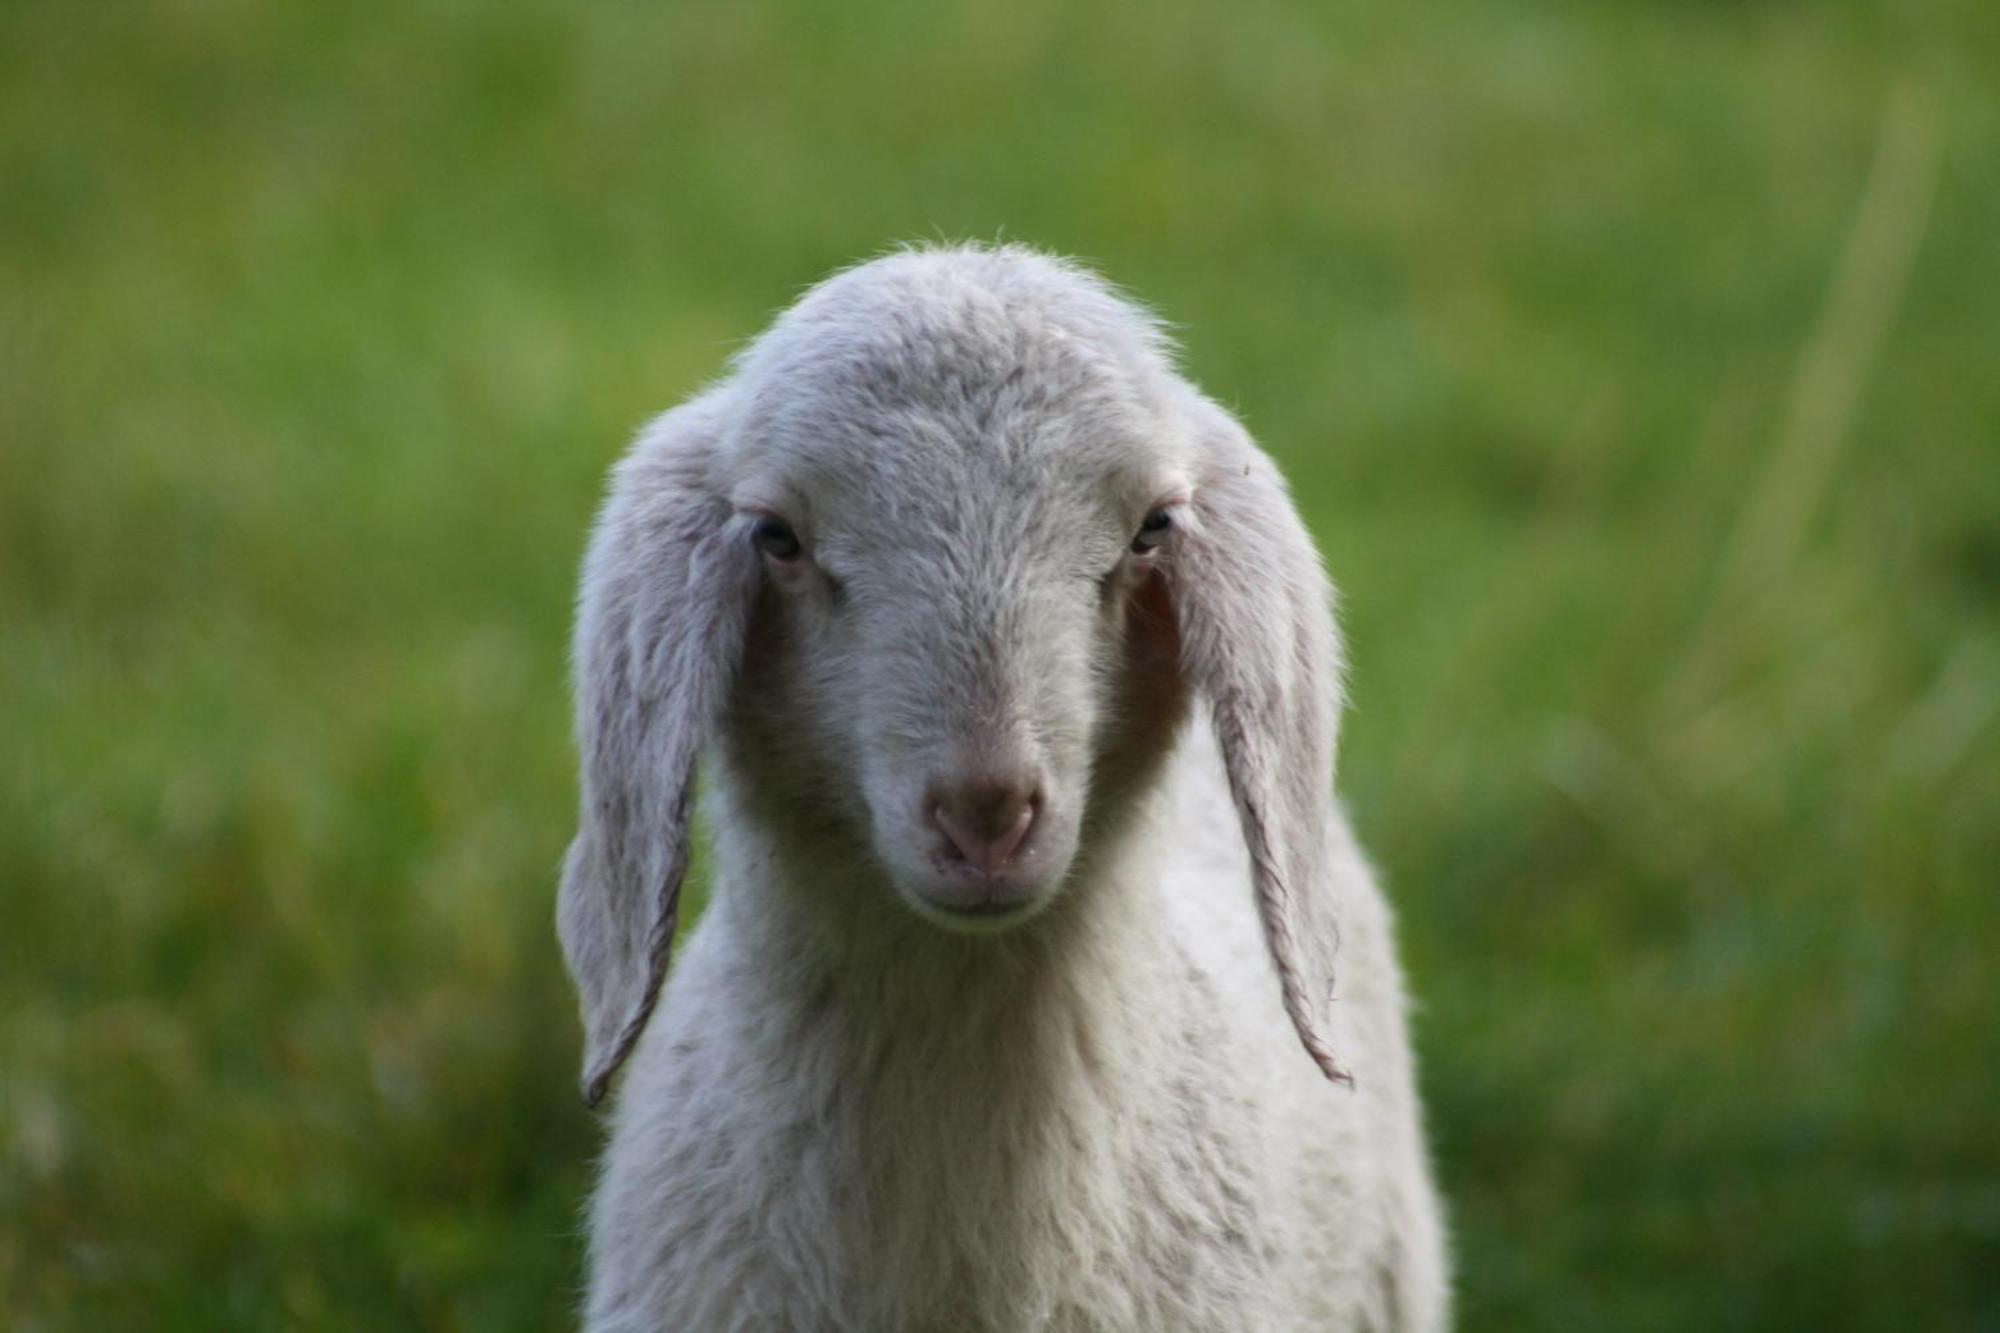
[557,244,1449,1331]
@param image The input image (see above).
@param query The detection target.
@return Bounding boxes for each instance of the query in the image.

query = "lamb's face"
[718,287,1194,931]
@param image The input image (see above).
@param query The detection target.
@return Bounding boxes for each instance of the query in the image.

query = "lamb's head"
[710,251,1201,930]
[561,246,1352,1108]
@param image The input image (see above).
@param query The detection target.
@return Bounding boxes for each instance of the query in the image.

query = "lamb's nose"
[930,777,1039,875]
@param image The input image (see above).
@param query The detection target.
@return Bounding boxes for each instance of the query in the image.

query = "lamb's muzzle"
[929,772,1038,870]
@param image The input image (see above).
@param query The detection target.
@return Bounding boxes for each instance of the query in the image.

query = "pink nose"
[930,777,1039,875]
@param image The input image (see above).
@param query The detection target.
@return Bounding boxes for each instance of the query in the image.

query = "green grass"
[3,1,1996,1327]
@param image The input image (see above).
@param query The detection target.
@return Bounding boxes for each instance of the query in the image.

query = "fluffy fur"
[559,245,1449,1330]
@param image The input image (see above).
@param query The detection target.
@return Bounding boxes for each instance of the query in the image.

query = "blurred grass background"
[3,0,1996,1327]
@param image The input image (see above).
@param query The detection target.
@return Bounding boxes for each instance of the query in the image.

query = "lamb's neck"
[682,793,1229,1327]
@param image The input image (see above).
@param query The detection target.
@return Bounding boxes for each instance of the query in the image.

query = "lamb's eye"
[751,516,803,562]
[1130,508,1173,555]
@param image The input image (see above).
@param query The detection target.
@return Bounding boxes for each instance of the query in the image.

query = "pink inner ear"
[1080,566,1190,807]
[1127,566,1181,661]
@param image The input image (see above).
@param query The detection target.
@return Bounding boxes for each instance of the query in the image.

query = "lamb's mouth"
[903,881,1053,934]
[936,897,1031,919]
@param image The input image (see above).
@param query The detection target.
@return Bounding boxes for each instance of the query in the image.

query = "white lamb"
[558,244,1449,1330]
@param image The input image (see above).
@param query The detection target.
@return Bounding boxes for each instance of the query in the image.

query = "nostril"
[930,780,1040,873]
[985,798,1035,865]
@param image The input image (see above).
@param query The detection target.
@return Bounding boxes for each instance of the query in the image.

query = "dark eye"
[1130,507,1173,555]
[751,516,803,561]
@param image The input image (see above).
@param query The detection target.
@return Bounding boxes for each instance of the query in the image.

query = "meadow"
[3,0,1996,1327]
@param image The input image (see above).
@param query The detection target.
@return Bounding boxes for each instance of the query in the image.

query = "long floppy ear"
[1168,390,1352,1085]
[559,392,758,1108]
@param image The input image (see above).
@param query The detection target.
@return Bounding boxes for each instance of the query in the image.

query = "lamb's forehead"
[765,246,1174,376]
[724,248,1188,520]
